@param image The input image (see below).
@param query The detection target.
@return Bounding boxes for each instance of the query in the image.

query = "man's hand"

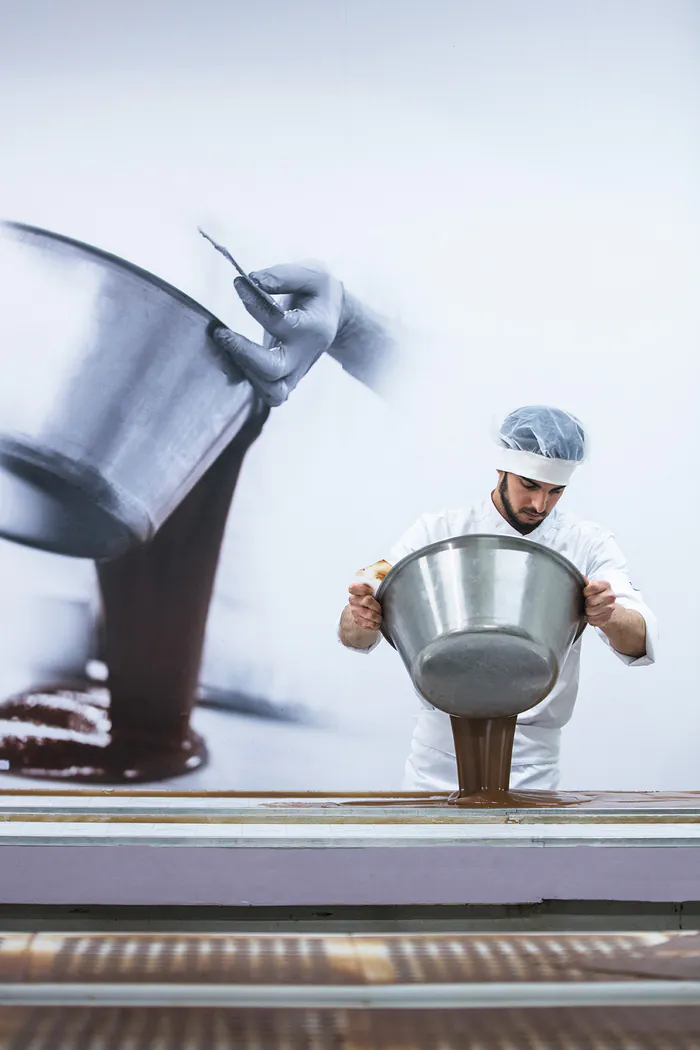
[584,579,617,627]
[584,577,648,658]
[348,583,383,631]
[211,263,346,407]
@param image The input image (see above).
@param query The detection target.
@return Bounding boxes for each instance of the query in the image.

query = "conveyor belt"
[1,931,700,1034]
[2,932,700,1045]
[3,930,700,985]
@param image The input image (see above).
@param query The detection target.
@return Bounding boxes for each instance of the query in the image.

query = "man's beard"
[499,474,545,535]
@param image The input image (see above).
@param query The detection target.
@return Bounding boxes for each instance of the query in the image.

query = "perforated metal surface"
[360,931,700,983]
[5,931,699,985]
[28,933,362,985]
[0,936,30,981]
[1,1005,699,1049]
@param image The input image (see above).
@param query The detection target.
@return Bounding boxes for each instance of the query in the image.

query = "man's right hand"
[348,583,382,631]
[211,262,346,407]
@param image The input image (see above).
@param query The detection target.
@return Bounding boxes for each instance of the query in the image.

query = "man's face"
[496,471,566,535]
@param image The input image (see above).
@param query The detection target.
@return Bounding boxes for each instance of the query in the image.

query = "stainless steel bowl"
[0,221,263,560]
[376,534,586,718]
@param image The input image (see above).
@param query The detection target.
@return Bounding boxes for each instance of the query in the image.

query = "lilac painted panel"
[0,845,698,906]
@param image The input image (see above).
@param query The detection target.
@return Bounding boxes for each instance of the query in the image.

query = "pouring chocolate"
[340,406,657,799]
[0,223,395,782]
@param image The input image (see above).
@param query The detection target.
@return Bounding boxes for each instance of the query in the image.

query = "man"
[337,405,658,791]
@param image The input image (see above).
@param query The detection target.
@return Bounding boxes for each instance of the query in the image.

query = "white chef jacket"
[347,498,658,791]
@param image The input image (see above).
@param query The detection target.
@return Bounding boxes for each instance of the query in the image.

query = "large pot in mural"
[0,222,268,782]
[0,221,263,561]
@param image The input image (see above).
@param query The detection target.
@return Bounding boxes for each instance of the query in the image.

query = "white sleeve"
[338,513,439,655]
[585,532,658,666]
[387,513,436,567]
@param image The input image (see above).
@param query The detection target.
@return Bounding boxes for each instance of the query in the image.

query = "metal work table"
[0,790,699,908]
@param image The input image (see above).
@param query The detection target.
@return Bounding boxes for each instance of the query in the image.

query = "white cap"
[495,447,579,485]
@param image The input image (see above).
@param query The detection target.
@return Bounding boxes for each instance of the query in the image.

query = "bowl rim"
[1,220,221,325]
[376,532,587,602]
[375,532,587,649]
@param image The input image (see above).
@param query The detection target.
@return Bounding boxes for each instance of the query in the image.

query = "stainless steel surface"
[2,818,698,848]
[3,789,700,820]
[1,791,699,848]
[0,221,263,559]
[376,534,586,718]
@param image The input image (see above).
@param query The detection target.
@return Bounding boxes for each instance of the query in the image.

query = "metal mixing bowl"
[0,221,263,560]
[376,533,586,718]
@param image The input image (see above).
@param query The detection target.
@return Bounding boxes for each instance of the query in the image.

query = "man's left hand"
[584,579,617,627]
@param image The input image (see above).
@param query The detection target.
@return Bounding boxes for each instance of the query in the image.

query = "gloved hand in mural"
[211,263,396,405]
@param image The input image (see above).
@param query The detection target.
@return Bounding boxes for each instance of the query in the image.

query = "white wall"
[0,0,697,788]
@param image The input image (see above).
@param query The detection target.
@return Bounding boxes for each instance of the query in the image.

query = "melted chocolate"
[449,714,516,801]
[259,790,700,810]
[450,789,700,809]
[0,410,268,783]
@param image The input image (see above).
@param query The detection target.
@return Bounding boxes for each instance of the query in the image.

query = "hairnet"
[495,405,586,485]
[499,406,586,462]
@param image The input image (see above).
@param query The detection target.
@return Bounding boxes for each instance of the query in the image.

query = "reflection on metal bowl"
[376,534,586,719]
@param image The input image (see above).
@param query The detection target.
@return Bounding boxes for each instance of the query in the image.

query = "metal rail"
[1,980,699,1009]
